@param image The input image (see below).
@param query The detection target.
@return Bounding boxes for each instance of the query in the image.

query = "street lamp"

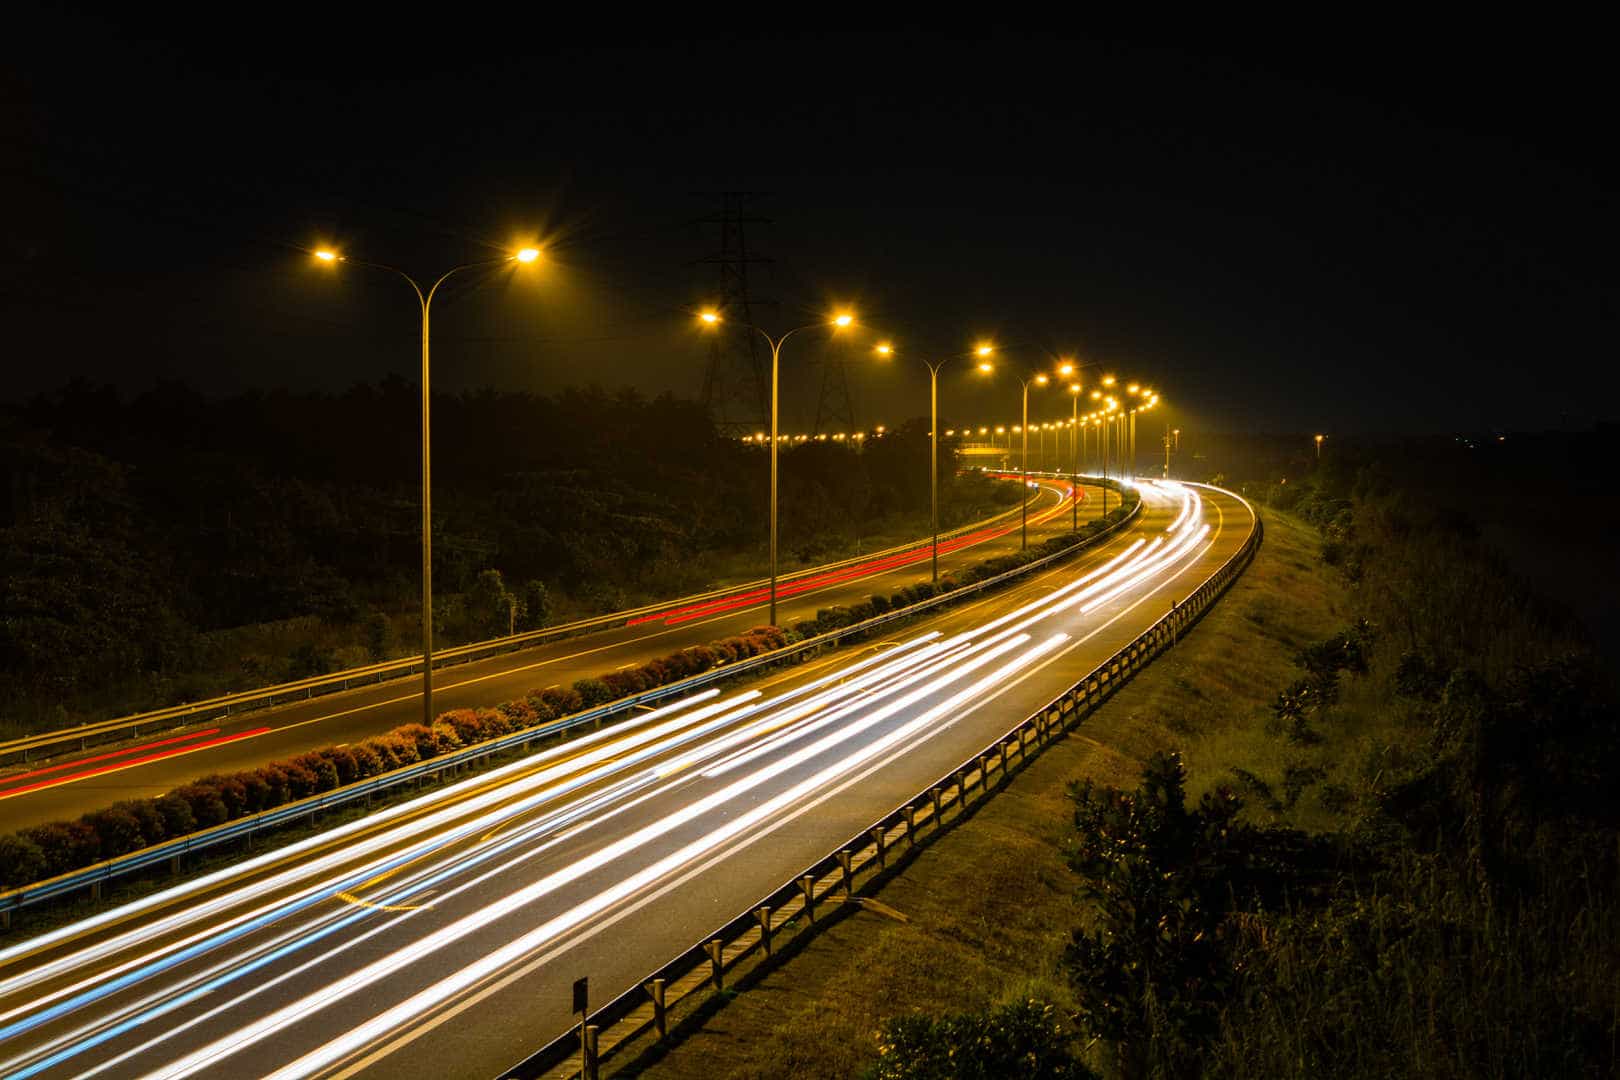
[872,340,993,583]
[1068,382,1083,531]
[1016,373,1050,549]
[316,243,542,728]
[1315,433,1326,460]
[699,308,854,625]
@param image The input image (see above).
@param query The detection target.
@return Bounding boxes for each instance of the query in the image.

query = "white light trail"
[257,635,1072,1080]
[137,633,1049,1080]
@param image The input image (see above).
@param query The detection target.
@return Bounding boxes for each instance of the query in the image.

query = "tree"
[518,579,551,632]
[1064,752,1248,1076]
[465,568,516,640]
[363,610,391,662]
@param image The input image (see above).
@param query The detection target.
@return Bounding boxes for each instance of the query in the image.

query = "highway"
[0,481,1256,1080]
[0,479,1095,833]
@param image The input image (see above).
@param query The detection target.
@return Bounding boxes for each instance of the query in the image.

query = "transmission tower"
[696,192,773,434]
[812,343,857,435]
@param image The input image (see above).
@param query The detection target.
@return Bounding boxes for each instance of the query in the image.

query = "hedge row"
[0,625,788,890]
[0,493,1134,892]
[785,496,1139,641]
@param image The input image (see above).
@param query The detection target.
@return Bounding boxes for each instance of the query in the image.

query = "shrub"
[868,1000,1096,1080]
[155,793,197,838]
[868,593,892,615]
[525,690,560,722]
[376,734,418,768]
[237,770,273,812]
[21,823,78,878]
[203,774,249,817]
[316,747,359,785]
[747,625,786,649]
[429,722,464,755]
[349,743,384,779]
[83,806,145,857]
[255,765,290,808]
[293,753,341,793]
[497,699,539,727]
[280,760,320,798]
[0,834,49,889]
[603,670,648,698]
[572,677,613,707]
[395,724,441,762]
[474,707,512,738]
[117,798,169,846]
[360,738,399,771]
[174,783,229,828]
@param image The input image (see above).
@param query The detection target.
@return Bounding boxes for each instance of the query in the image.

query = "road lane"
[0,482,1255,1080]
[0,479,1099,832]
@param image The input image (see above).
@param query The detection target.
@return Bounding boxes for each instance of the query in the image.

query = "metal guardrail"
[0,487,1058,766]
[500,483,1257,1080]
[0,485,1140,924]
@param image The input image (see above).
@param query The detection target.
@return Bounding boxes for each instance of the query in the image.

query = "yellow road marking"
[334,891,422,913]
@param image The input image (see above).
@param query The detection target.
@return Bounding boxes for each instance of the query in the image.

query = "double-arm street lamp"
[699,309,854,626]
[871,340,994,583]
[315,244,541,728]
[1068,382,1083,532]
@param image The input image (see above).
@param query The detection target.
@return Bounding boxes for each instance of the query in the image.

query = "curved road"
[0,481,1255,1080]
[0,480,1097,833]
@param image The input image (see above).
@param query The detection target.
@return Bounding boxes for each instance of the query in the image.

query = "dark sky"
[4,13,1613,437]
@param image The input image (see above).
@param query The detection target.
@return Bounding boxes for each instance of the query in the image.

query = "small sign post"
[573,977,589,1078]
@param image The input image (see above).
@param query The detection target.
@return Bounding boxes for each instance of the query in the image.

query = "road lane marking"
[0,728,273,802]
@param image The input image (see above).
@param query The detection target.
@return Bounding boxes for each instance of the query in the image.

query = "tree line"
[0,379,1013,729]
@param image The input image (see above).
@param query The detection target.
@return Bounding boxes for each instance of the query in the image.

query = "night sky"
[4,14,1613,437]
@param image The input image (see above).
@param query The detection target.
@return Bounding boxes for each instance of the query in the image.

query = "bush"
[375,734,418,768]
[299,753,343,793]
[117,798,169,846]
[238,770,272,812]
[349,742,384,779]
[255,765,290,808]
[0,834,49,888]
[317,747,360,785]
[573,677,613,708]
[203,774,249,818]
[173,783,229,828]
[280,760,320,798]
[395,724,440,762]
[867,1000,1096,1080]
[155,793,197,838]
[83,806,145,857]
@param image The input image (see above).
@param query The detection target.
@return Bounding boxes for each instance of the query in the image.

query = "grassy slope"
[625,510,1349,1079]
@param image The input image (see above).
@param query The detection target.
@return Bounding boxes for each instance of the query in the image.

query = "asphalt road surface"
[0,481,1255,1079]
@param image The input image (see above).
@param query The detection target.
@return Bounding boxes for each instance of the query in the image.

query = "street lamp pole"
[1069,386,1081,531]
[316,246,539,729]
[873,343,992,584]
[1017,374,1049,549]
[702,311,852,626]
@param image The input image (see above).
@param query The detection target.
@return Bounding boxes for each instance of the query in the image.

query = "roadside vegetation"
[0,493,1139,894]
[631,455,1618,1079]
[0,381,1017,736]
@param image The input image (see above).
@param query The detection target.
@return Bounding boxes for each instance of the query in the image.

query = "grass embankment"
[622,511,1335,1080]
